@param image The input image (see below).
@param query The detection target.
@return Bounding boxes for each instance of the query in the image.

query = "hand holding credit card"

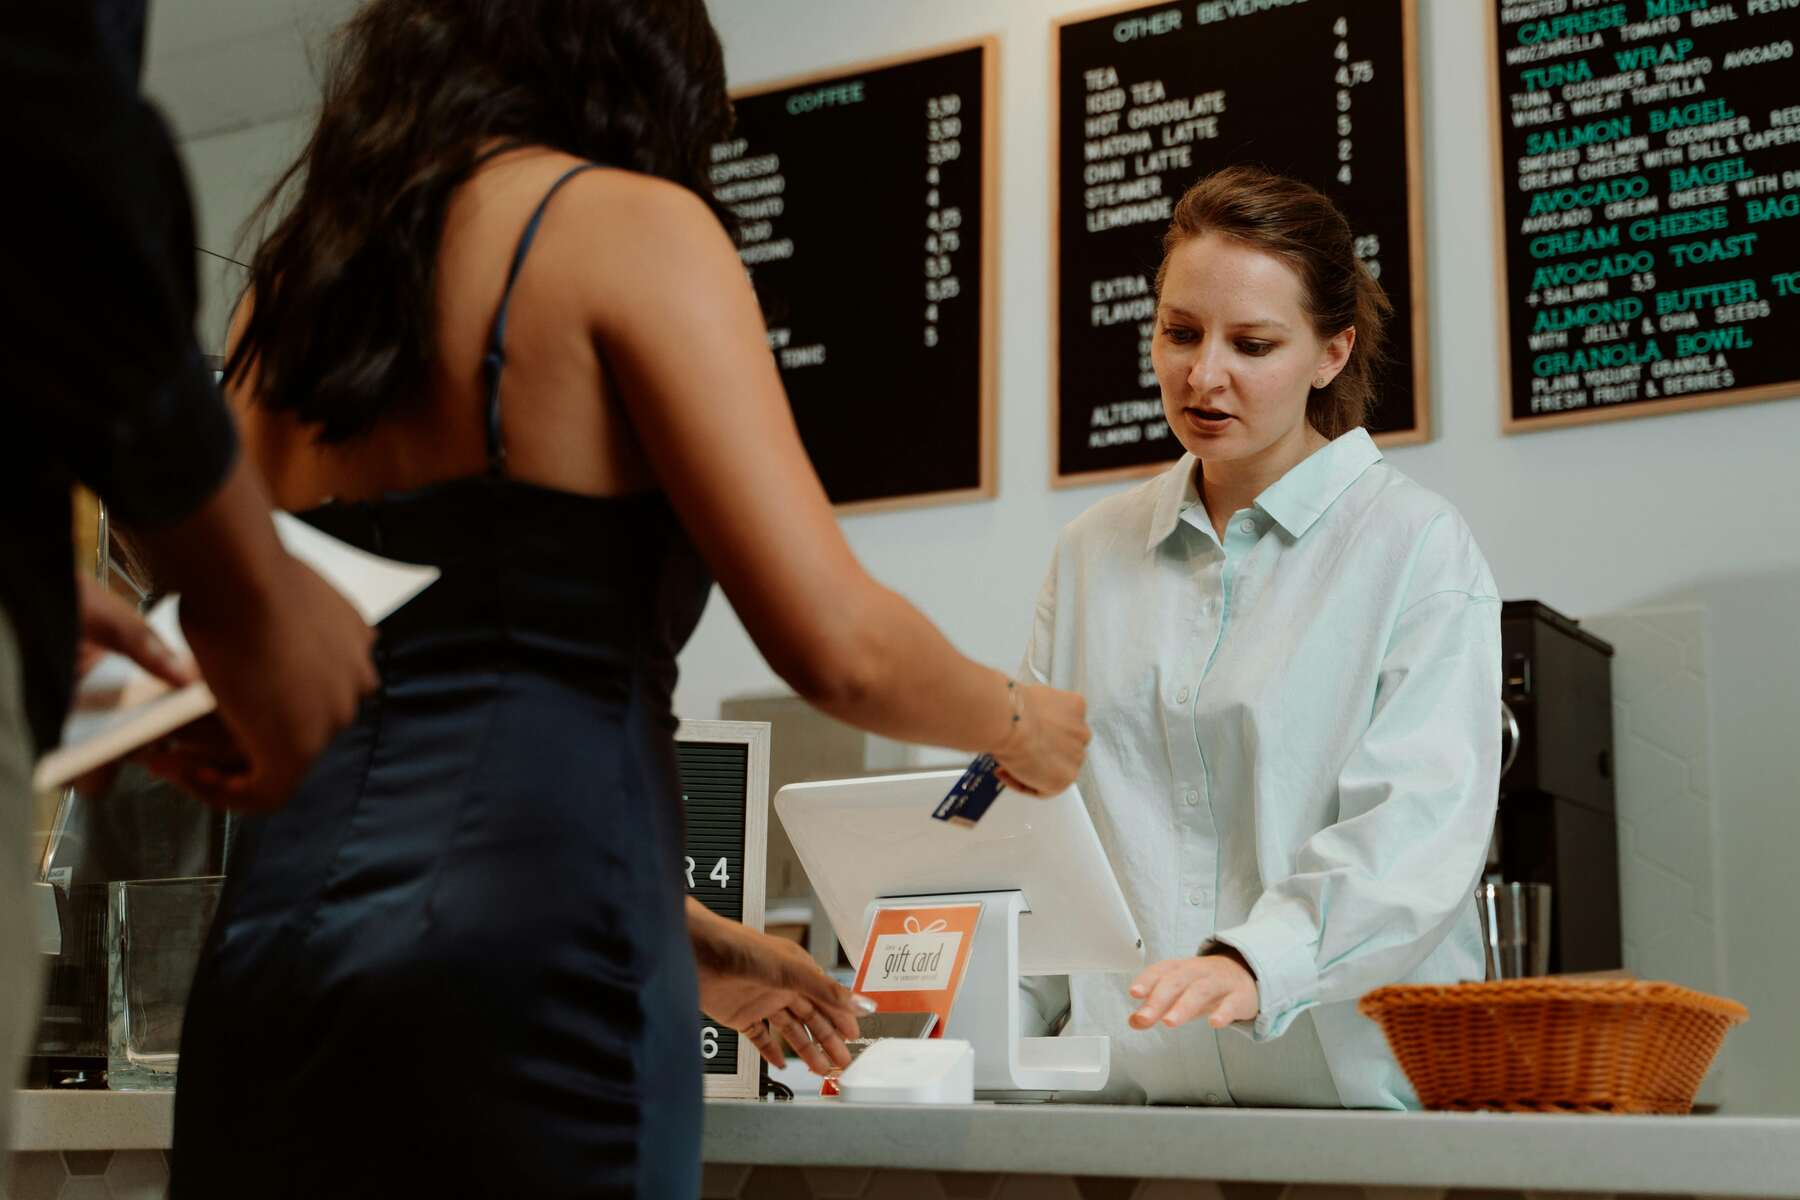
[931,753,1006,827]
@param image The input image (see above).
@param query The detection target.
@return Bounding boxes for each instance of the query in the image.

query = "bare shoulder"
[561,165,715,221]
[553,166,731,261]
[549,167,749,327]
[455,149,725,257]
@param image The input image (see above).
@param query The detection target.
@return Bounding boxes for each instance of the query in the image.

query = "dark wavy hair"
[1156,165,1390,439]
[226,0,735,442]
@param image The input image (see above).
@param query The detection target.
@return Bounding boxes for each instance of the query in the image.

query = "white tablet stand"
[864,890,1110,1094]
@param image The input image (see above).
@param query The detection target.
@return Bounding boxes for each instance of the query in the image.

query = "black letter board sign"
[676,720,769,1099]
[1490,0,1800,432]
[713,40,997,513]
[1052,1,1428,486]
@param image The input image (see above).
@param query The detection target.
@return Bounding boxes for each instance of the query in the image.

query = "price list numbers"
[716,42,991,509]
[1330,13,1386,283]
[1331,14,1378,193]
[1494,0,1800,429]
[924,92,966,349]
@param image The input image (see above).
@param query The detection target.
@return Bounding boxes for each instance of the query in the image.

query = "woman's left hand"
[1127,951,1259,1031]
[687,899,871,1076]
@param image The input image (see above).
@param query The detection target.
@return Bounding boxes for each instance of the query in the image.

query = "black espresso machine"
[1492,600,1622,974]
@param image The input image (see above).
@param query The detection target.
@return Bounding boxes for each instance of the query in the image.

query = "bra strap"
[481,161,603,475]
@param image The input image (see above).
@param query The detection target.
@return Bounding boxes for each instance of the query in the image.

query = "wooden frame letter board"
[1490,1,1800,432]
[716,39,998,513]
[676,720,770,1099]
[1052,0,1428,487]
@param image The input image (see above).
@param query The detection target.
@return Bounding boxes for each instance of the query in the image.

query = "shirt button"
[1183,788,1199,807]
[1206,1091,1225,1105]
[1238,519,1256,534]
[1175,687,1190,704]
[1188,889,1208,906]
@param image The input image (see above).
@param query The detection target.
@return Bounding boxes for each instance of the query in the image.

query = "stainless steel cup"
[1475,882,1552,980]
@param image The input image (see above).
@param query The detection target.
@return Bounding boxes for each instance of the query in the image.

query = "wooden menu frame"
[730,38,1000,515]
[676,719,770,1100]
[1049,0,1430,489]
[1487,1,1800,434]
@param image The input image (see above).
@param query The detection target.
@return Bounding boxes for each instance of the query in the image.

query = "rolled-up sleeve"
[0,1,237,529]
[1017,549,1060,687]
[1209,584,1502,1041]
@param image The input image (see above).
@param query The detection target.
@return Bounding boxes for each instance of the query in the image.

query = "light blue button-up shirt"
[1020,429,1501,1109]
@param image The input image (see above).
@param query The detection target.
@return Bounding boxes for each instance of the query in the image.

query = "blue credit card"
[932,753,1006,827]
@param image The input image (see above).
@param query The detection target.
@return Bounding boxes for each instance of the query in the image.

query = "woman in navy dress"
[163,2,1091,1196]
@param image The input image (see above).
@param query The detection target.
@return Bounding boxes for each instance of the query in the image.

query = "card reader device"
[775,772,1143,1094]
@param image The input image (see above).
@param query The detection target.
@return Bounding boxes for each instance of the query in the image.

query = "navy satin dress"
[172,165,713,1199]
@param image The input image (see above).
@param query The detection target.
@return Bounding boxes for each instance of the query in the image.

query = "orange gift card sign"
[851,902,983,1037]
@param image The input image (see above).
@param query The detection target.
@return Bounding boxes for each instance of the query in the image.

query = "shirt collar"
[1145,427,1382,549]
[1146,454,1203,550]
[1255,427,1382,538]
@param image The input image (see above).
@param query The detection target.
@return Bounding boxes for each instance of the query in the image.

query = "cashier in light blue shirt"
[1020,167,1500,1109]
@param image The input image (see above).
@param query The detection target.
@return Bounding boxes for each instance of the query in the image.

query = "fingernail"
[1134,1008,1153,1022]
[852,995,878,1015]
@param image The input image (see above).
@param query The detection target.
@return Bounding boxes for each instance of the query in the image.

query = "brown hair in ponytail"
[1155,165,1391,439]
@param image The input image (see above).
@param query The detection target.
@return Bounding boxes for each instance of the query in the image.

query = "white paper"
[33,512,439,793]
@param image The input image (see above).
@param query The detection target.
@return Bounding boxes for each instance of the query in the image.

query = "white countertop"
[10,1090,172,1153]
[15,1089,1800,1197]
[702,1097,1800,1197]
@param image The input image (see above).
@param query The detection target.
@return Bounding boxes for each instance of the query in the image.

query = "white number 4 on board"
[684,855,731,890]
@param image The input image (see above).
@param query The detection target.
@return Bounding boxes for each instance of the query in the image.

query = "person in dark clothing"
[0,0,384,800]
[0,0,382,1144]
[1,10,964,1184]
[160,1,1092,1195]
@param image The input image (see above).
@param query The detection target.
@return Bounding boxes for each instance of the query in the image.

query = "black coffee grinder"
[1493,600,1622,974]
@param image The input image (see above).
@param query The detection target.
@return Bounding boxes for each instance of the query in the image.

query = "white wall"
[181,115,312,353]
[173,0,1800,1113]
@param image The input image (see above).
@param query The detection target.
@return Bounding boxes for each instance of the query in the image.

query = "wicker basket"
[1357,978,1747,1114]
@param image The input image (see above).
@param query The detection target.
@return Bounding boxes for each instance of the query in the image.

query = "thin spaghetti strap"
[481,161,604,475]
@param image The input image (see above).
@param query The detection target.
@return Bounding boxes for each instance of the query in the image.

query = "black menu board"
[1492,1,1800,432]
[715,41,995,511]
[676,722,769,1099]
[1052,1,1427,486]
